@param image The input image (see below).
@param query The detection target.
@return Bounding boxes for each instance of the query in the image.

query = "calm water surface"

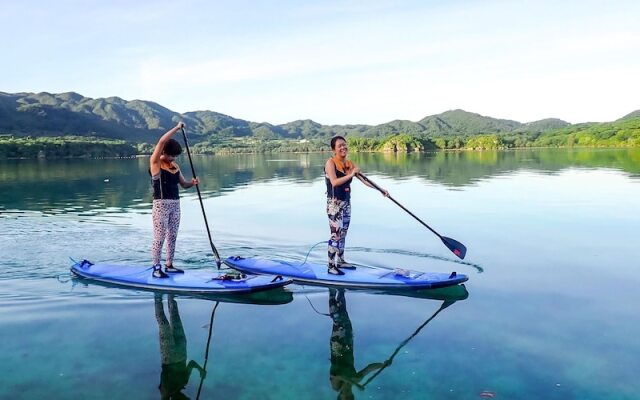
[1,149,639,399]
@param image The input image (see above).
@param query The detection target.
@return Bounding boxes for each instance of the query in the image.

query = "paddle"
[180,126,222,268]
[356,173,467,260]
[196,301,219,400]
[360,300,456,389]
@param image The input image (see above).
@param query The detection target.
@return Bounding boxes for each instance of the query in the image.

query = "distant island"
[0,91,638,158]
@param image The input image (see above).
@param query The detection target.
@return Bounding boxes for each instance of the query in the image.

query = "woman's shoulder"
[324,157,336,171]
[160,162,180,171]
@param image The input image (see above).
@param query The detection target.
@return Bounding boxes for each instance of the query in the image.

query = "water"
[1,149,639,399]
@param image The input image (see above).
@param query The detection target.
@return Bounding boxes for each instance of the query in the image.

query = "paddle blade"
[441,236,467,259]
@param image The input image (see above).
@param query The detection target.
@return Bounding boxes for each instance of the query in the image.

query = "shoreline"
[1,145,638,160]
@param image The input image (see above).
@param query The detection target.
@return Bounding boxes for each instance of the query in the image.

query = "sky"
[2,0,639,125]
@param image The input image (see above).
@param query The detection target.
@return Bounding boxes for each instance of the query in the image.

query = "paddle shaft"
[180,127,222,267]
[196,301,219,400]
[356,172,467,259]
[362,301,454,388]
[357,173,442,239]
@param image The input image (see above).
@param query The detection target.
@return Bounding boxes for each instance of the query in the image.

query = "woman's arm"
[355,168,389,197]
[325,159,359,187]
[150,121,184,176]
[355,361,386,380]
[179,171,199,189]
[355,174,373,188]
[187,360,207,379]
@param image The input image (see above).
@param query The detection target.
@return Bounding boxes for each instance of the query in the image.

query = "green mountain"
[0,91,176,142]
[618,110,640,121]
[521,118,571,132]
[418,109,522,135]
[1,91,635,147]
[278,119,324,138]
[361,119,426,137]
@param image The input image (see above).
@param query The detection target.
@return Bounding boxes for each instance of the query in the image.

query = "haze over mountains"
[0,91,637,144]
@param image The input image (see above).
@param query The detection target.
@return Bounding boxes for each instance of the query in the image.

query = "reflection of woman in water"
[155,294,205,400]
[329,288,386,400]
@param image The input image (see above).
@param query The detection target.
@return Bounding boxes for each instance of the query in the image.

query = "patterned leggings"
[152,199,181,266]
[155,295,187,365]
[327,198,351,263]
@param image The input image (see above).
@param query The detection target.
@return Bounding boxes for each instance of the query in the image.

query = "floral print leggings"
[154,295,186,366]
[327,198,351,264]
[152,199,181,266]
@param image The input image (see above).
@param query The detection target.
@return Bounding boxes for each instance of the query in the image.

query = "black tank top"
[325,164,352,201]
[152,167,181,200]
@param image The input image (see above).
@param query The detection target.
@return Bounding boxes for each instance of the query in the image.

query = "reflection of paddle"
[357,173,467,260]
[360,300,456,388]
[196,301,219,400]
[180,127,222,268]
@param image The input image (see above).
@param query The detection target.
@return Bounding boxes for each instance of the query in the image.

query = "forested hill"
[1,91,578,142]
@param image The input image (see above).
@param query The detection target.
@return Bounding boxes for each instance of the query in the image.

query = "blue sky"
[2,0,639,125]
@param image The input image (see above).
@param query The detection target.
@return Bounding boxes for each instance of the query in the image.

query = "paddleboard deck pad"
[224,256,468,289]
[71,259,291,294]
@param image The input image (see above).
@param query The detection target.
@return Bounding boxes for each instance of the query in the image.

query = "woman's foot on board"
[152,264,169,278]
[327,263,345,276]
[164,264,184,274]
[337,257,356,269]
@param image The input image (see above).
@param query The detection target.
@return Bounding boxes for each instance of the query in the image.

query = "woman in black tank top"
[324,136,389,275]
[149,122,199,279]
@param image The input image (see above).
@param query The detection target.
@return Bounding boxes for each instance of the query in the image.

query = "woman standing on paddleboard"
[150,122,199,278]
[325,136,388,275]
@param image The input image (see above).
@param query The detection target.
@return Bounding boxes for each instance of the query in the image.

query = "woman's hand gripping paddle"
[357,173,467,260]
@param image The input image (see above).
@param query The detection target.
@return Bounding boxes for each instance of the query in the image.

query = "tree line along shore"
[1,117,639,159]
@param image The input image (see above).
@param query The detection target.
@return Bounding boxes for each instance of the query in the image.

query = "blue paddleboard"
[224,256,468,290]
[71,259,292,294]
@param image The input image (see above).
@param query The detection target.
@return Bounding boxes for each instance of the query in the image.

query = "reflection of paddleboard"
[224,256,468,290]
[380,283,470,302]
[71,259,291,294]
[72,275,294,305]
